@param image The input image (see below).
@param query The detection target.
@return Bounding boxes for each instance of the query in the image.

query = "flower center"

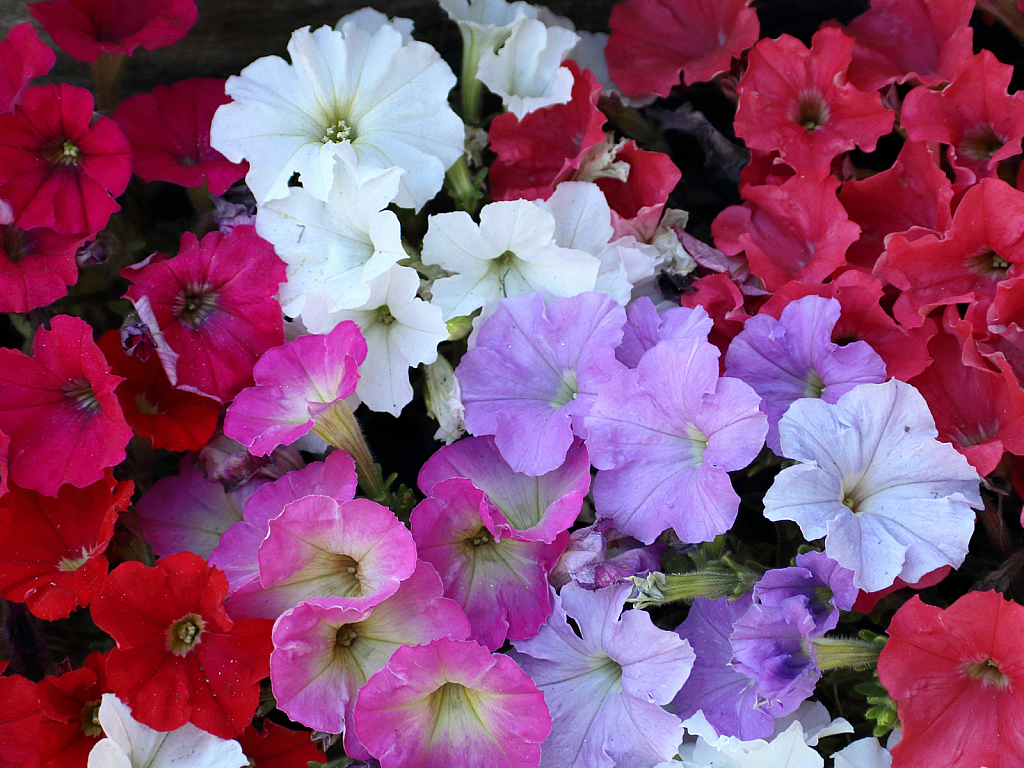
[959,124,1004,161]
[468,527,494,547]
[966,248,1011,278]
[166,614,205,656]
[57,549,91,572]
[63,379,101,414]
[551,370,578,408]
[133,393,163,415]
[792,89,830,131]
[335,625,359,648]
[377,305,396,325]
[0,226,31,264]
[81,700,102,738]
[964,657,1011,689]
[804,369,826,398]
[686,423,709,466]
[48,139,81,166]
[322,119,353,144]
[173,281,218,328]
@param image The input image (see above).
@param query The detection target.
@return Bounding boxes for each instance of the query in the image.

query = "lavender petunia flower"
[754,551,857,634]
[724,296,887,454]
[550,520,663,590]
[587,336,767,544]
[510,582,695,768]
[763,379,982,592]
[457,291,625,476]
[616,296,713,368]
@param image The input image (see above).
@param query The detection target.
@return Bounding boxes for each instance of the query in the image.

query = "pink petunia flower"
[353,637,551,768]
[112,78,247,195]
[0,23,55,113]
[0,223,87,313]
[0,83,132,235]
[0,314,132,497]
[121,225,286,403]
[28,0,198,62]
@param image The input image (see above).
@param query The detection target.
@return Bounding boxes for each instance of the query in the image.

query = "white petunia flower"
[763,379,982,593]
[336,7,414,43]
[832,738,892,768]
[477,17,579,118]
[302,265,450,416]
[87,694,246,768]
[210,23,464,209]
[255,156,406,317]
[440,0,535,79]
[421,198,600,320]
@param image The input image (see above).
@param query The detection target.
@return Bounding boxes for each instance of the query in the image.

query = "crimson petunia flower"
[902,50,1024,182]
[488,61,607,203]
[0,470,131,620]
[37,651,109,768]
[121,225,286,403]
[878,591,1024,768]
[595,140,680,242]
[0,223,87,313]
[113,78,247,195]
[606,0,759,98]
[236,721,324,768]
[28,0,198,62]
[97,330,217,451]
[0,83,131,235]
[733,27,894,179]
[91,551,273,738]
[0,314,132,497]
[0,23,55,113]
[0,671,45,768]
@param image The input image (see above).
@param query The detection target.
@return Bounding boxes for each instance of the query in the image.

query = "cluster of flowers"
[1,0,1024,766]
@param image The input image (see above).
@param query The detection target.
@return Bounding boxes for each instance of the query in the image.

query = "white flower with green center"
[210,22,465,210]
[255,156,406,317]
[421,198,600,321]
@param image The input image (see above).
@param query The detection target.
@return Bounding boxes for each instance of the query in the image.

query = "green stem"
[812,636,883,672]
[628,569,744,608]
[90,52,126,113]
[311,401,384,500]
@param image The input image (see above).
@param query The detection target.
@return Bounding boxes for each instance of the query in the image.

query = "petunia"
[587,336,767,545]
[354,637,551,768]
[550,520,662,590]
[456,291,625,476]
[28,0,197,62]
[121,225,286,403]
[0,223,86,313]
[0,23,55,113]
[0,315,131,497]
[90,552,273,738]
[0,471,131,620]
[86,693,246,768]
[763,379,982,593]
[410,478,567,650]
[724,295,887,455]
[0,83,132,235]
[37,651,109,768]
[510,582,695,768]
[210,23,464,209]
[752,550,857,634]
[878,591,1024,768]
[606,0,759,98]
[0,672,45,768]
[235,721,324,768]
[112,78,247,195]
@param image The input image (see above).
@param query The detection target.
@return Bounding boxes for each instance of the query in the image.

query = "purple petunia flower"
[753,550,858,634]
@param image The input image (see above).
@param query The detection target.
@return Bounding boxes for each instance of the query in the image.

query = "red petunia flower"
[606,0,759,98]
[112,78,247,195]
[878,591,1024,768]
[594,140,680,242]
[488,61,607,203]
[712,174,860,292]
[840,0,975,92]
[0,223,87,313]
[902,50,1024,182]
[237,721,324,768]
[677,272,751,365]
[97,330,217,451]
[37,652,109,768]
[0,83,132,235]
[0,672,45,768]
[121,225,286,404]
[0,23,55,113]
[879,178,1024,328]
[0,428,8,500]
[0,470,130,620]
[28,0,198,62]
[0,314,132,497]
[90,551,273,738]
[734,27,894,179]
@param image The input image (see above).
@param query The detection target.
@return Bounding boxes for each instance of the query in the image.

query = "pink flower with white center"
[411,478,567,650]
[226,494,417,620]
[270,560,471,755]
[353,637,551,768]
[224,322,366,456]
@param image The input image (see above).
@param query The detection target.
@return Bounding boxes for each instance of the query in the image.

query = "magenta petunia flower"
[587,337,767,545]
[410,478,567,651]
[270,560,471,751]
[28,0,198,62]
[510,582,695,768]
[353,637,551,768]
[112,78,247,195]
[0,23,55,113]
[0,83,132,235]
[224,322,366,456]
[121,225,286,403]
[456,291,625,477]
[0,314,132,496]
[0,223,86,313]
